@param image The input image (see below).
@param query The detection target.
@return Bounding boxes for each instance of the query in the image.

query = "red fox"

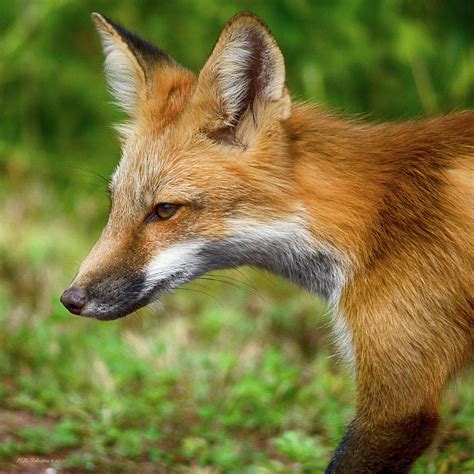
[61,12,473,473]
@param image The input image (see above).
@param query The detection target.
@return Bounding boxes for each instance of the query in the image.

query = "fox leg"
[325,353,442,473]
[325,303,470,473]
[325,411,439,473]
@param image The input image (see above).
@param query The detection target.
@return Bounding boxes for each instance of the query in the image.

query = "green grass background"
[0,1,473,472]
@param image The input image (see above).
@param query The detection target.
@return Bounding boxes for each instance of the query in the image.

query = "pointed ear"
[91,13,194,120]
[197,13,290,130]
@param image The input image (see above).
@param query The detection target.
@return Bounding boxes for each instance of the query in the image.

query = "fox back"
[61,12,473,473]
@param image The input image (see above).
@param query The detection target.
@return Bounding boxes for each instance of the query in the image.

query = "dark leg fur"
[325,412,439,473]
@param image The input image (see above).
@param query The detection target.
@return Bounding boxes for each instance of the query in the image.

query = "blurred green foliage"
[0,1,473,472]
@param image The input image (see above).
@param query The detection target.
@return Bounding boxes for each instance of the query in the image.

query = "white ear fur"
[92,13,145,116]
[201,13,288,126]
[219,30,284,119]
[98,31,140,114]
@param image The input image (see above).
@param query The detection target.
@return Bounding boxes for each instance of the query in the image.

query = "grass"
[0,178,473,473]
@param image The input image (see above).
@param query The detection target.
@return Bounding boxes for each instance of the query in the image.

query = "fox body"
[61,12,474,473]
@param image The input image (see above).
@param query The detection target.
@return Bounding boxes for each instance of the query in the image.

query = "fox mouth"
[62,270,189,321]
[78,293,154,321]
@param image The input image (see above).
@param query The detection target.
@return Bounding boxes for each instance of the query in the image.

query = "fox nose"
[60,287,87,315]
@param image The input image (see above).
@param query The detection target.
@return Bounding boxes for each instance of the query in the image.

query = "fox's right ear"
[91,13,194,121]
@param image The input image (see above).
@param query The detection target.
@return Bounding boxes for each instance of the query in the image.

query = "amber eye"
[148,203,181,222]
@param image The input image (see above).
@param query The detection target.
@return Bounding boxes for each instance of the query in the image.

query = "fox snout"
[61,270,149,320]
[60,232,215,321]
[60,232,154,320]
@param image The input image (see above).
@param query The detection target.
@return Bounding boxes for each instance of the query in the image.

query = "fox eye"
[147,203,181,222]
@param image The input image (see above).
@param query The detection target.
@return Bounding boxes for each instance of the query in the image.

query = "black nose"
[60,287,87,315]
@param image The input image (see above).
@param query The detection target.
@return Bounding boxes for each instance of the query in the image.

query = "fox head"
[61,12,339,320]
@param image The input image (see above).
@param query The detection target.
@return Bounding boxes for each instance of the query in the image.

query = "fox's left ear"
[92,13,195,123]
[196,13,291,135]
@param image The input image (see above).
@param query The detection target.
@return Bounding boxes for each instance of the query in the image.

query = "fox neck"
[241,104,385,303]
[201,105,378,306]
[283,104,384,270]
